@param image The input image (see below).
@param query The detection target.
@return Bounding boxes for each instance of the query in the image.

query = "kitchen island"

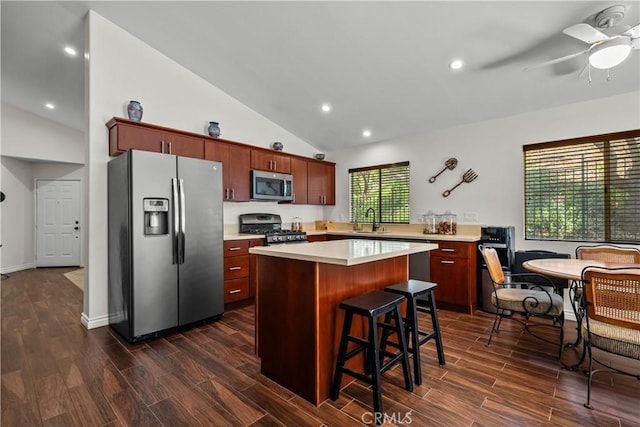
[250,239,437,405]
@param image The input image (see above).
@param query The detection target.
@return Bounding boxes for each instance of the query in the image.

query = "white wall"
[83,11,326,328]
[1,103,84,164]
[326,91,640,255]
[1,104,86,273]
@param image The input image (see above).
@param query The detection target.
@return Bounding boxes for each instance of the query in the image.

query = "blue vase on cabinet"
[208,121,221,138]
[127,101,143,121]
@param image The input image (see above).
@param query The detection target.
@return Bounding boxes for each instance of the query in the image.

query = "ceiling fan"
[526,5,639,74]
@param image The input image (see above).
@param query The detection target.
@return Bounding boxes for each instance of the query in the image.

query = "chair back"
[479,246,505,287]
[576,245,640,264]
[582,267,640,331]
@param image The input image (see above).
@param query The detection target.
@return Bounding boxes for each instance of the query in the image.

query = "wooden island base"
[256,254,409,405]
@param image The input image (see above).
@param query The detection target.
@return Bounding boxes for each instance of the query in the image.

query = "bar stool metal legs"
[330,290,413,421]
[383,280,445,385]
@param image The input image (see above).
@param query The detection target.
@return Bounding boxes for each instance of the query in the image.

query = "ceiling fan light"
[588,37,632,69]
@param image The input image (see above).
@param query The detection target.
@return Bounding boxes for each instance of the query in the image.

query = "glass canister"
[421,211,439,234]
[291,216,303,231]
[438,210,457,235]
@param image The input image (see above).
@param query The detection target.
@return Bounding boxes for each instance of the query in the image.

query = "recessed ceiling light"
[449,59,464,70]
[64,46,77,56]
[45,103,55,110]
[321,103,331,112]
[362,129,372,138]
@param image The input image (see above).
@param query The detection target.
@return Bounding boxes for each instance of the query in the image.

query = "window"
[523,130,640,243]
[349,162,410,224]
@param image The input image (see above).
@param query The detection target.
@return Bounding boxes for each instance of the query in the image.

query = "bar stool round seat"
[330,290,413,420]
[384,279,445,385]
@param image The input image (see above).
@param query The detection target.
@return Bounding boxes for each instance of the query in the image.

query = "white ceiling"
[2,1,639,152]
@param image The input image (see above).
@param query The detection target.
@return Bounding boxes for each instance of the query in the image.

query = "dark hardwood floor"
[2,267,639,426]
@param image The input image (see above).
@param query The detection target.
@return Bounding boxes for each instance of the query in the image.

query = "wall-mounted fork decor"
[442,168,478,197]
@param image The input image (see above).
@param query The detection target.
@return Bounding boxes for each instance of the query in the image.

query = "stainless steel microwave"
[251,170,293,201]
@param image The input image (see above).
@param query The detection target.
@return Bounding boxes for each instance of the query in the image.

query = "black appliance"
[512,250,570,290]
[239,213,307,245]
[479,226,515,313]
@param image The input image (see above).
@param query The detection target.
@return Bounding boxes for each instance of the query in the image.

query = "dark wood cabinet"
[307,161,335,205]
[107,118,204,158]
[306,234,327,243]
[251,149,291,173]
[223,240,250,304]
[429,241,478,314]
[290,157,308,204]
[205,141,251,202]
[106,117,336,206]
[248,238,264,298]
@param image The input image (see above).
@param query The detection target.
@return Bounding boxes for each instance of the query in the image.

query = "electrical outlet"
[463,211,478,222]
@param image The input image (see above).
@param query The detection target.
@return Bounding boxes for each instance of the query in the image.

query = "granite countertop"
[224,230,479,242]
[249,239,438,266]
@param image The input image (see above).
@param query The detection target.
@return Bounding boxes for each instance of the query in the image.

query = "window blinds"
[523,130,640,243]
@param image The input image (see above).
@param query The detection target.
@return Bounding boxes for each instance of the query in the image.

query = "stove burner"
[239,213,308,245]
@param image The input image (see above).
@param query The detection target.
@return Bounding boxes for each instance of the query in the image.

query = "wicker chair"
[581,267,640,409]
[479,245,565,356]
[576,244,640,264]
[572,245,640,343]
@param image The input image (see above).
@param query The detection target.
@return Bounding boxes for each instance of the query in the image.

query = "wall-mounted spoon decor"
[442,168,478,197]
[429,157,457,183]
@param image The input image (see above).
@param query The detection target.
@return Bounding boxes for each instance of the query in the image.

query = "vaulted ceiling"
[2,1,639,152]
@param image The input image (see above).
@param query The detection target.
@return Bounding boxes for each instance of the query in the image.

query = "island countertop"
[249,239,438,266]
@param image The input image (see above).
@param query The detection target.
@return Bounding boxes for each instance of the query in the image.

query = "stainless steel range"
[239,213,307,245]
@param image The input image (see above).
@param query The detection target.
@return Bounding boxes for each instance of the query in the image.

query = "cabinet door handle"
[228,266,242,271]
[229,289,241,294]
[231,188,235,200]
[228,247,242,251]
[441,260,455,264]
[168,141,172,154]
[161,140,165,153]
[441,248,455,252]
[274,160,277,170]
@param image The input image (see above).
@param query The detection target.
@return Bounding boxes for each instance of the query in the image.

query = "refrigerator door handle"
[179,178,186,264]
[171,178,179,264]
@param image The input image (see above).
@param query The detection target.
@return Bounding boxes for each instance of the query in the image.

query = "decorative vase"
[271,141,284,151]
[127,100,143,121]
[207,121,221,138]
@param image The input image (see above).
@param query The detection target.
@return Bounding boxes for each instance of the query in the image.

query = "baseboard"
[81,312,109,329]
[1,262,36,274]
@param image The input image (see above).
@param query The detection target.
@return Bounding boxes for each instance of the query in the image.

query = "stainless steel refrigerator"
[108,149,224,342]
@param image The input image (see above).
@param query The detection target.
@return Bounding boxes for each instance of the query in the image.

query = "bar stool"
[383,280,445,385]
[330,290,413,418]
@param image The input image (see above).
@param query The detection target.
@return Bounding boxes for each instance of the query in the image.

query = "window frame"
[349,161,410,225]
[523,129,640,244]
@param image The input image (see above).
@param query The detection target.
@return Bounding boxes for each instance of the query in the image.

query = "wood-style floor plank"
[2,267,639,426]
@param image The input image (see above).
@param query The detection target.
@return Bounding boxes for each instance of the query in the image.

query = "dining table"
[522,257,640,369]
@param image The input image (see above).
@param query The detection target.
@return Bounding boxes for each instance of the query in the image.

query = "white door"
[36,179,81,267]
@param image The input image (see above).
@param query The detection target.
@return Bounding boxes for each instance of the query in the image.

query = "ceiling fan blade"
[622,23,640,38]
[563,23,610,44]
[523,49,589,71]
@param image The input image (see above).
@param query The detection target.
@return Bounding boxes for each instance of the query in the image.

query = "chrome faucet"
[365,207,378,232]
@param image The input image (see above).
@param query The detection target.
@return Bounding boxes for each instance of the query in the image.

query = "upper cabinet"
[106,118,335,206]
[250,149,291,174]
[290,157,308,204]
[107,118,204,158]
[205,141,251,202]
[307,161,335,205]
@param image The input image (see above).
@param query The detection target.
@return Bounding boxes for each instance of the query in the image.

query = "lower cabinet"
[429,241,478,314]
[306,234,327,243]
[223,240,250,304]
[248,238,264,298]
